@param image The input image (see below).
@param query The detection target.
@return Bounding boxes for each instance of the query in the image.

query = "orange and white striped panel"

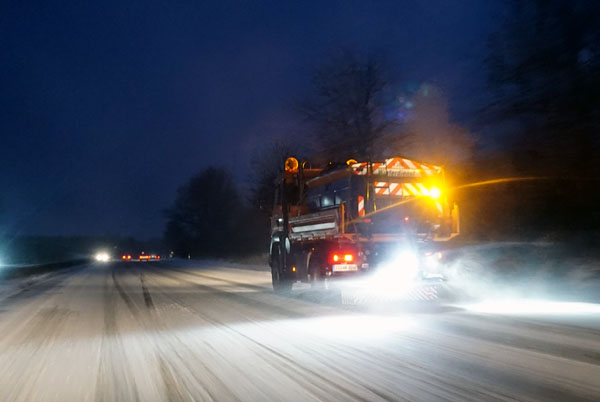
[357,196,365,216]
[352,157,441,176]
[374,181,403,196]
[373,182,434,197]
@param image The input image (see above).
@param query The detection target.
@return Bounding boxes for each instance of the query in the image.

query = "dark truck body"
[268,157,459,293]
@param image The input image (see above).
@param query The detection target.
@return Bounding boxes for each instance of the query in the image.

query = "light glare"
[365,250,420,295]
[429,186,441,199]
[95,252,110,262]
[465,300,600,315]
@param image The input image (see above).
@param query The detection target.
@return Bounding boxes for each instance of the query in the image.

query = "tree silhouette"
[485,0,600,175]
[164,167,243,258]
[298,50,398,162]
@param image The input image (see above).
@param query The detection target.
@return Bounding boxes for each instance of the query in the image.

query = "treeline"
[163,167,266,259]
[457,0,600,241]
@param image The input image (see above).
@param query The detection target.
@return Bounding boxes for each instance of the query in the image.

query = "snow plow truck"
[269,156,459,300]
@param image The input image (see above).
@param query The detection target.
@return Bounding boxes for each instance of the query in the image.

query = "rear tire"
[271,245,292,293]
[308,256,327,289]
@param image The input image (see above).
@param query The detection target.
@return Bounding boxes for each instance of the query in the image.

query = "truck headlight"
[424,252,442,271]
[376,251,419,284]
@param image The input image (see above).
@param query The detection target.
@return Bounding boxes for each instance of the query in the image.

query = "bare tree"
[164,167,242,257]
[298,51,398,162]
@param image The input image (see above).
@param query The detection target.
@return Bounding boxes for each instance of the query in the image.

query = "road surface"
[1,260,600,401]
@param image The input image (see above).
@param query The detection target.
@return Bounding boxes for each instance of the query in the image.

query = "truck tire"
[271,244,292,293]
[308,255,327,289]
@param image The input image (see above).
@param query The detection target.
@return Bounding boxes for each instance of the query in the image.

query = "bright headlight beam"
[95,252,110,262]
[365,250,420,295]
[464,300,600,315]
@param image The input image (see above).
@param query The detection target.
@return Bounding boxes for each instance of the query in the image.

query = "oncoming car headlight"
[95,252,110,262]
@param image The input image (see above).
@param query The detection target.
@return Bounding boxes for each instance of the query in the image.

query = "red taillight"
[157,255,161,259]
[332,252,355,263]
[127,255,132,260]
[122,255,126,260]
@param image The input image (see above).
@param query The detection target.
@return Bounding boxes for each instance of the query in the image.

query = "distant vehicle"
[121,254,132,260]
[139,253,161,261]
[95,251,110,262]
[269,156,460,298]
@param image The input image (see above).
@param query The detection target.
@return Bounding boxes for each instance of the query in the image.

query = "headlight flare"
[463,299,600,315]
[340,250,427,300]
[95,252,110,262]
[375,251,420,285]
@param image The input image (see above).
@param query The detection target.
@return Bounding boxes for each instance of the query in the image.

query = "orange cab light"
[344,254,354,262]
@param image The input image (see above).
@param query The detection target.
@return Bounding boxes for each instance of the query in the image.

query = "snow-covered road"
[1,260,600,401]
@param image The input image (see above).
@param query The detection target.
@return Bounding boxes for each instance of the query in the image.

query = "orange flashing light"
[284,157,299,172]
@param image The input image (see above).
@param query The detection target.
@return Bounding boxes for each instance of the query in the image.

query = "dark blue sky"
[1,0,500,238]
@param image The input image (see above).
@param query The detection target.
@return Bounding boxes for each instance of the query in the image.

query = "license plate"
[332,264,358,272]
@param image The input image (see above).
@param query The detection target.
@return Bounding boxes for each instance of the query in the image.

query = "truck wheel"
[271,245,292,293]
[308,256,327,289]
